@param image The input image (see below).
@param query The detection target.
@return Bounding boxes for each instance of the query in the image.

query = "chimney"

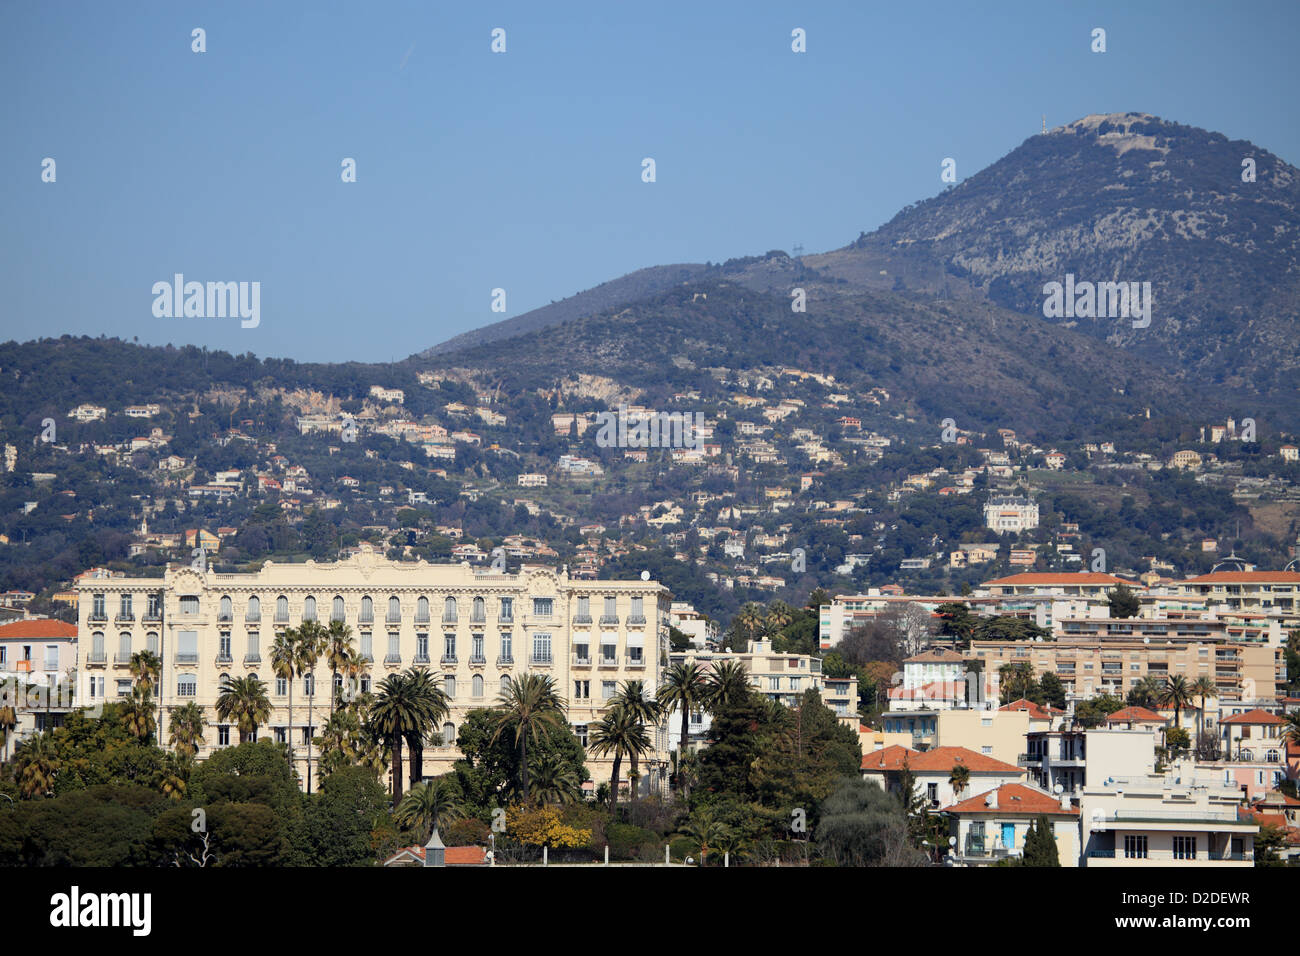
[985,788,998,810]
[1060,791,1071,812]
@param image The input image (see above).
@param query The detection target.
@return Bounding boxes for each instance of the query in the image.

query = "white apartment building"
[76,550,670,793]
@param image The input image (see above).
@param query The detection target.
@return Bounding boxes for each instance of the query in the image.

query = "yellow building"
[77,549,670,793]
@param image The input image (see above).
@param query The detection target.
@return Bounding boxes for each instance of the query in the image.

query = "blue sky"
[2,0,1297,363]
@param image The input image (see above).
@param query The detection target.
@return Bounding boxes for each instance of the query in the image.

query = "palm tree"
[325,619,356,715]
[610,679,663,800]
[949,763,971,799]
[0,701,17,764]
[530,750,582,805]
[658,660,709,792]
[763,601,795,640]
[270,629,298,768]
[1128,675,1164,710]
[681,807,731,866]
[168,702,207,761]
[1159,675,1194,731]
[705,660,751,711]
[371,669,446,801]
[730,603,766,650]
[13,732,59,798]
[215,674,271,744]
[394,779,464,843]
[121,687,156,743]
[128,650,162,742]
[400,667,450,791]
[589,703,650,810]
[491,673,566,802]
[296,620,328,793]
[1190,676,1216,739]
[1285,711,1300,751]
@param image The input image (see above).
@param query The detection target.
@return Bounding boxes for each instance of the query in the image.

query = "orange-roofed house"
[1174,570,1300,615]
[1105,706,1170,743]
[978,572,1137,599]
[945,783,1080,865]
[861,745,1025,810]
[1218,709,1286,764]
[1000,698,1065,731]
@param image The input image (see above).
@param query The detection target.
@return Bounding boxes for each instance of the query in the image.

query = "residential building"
[946,783,1080,865]
[861,745,1026,810]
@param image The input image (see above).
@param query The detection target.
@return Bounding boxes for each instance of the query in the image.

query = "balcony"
[216,652,233,664]
[470,613,487,625]
[598,655,619,669]
[574,657,592,667]
[175,652,199,665]
[530,655,553,666]
[113,652,133,665]
[574,615,593,625]
[274,615,290,625]
[469,655,486,666]
[497,655,514,666]
[440,654,458,665]
[89,611,107,623]
[245,613,261,624]
[626,656,646,669]
[358,615,374,626]
[143,611,163,623]
[383,654,402,665]
[628,615,646,626]
[86,650,107,665]
[244,653,262,664]
[414,614,430,626]
[599,615,619,626]
[218,613,233,624]
[1017,753,1042,766]
[359,652,374,664]
[116,612,135,623]
[414,654,431,665]
[442,615,458,625]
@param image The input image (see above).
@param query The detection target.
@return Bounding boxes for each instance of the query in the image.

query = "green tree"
[949,764,971,799]
[270,629,299,768]
[325,619,356,716]
[215,674,271,744]
[1106,584,1141,619]
[1020,814,1060,866]
[489,674,566,804]
[589,703,650,810]
[609,679,663,800]
[1158,675,1194,731]
[657,660,710,793]
[168,702,207,761]
[815,777,926,867]
[395,778,464,843]
[295,620,328,793]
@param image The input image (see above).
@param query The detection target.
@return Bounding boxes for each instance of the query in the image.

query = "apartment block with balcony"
[76,549,670,793]
[946,783,1080,865]
[1080,771,1258,867]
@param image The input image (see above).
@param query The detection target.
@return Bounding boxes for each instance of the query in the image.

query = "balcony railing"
[628,615,646,626]
[599,615,619,625]
[143,611,163,622]
[216,652,233,664]
[497,655,514,666]
[384,654,402,664]
[175,652,199,664]
[114,652,133,664]
[574,657,592,667]
[530,654,553,666]
[386,613,402,625]
[244,653,262,664]
[89,611,107,622]
[574,615,593,625]
[414,613,430,624]
[116,612,135,623]
[469,655,487,665]
[626,656,645,667]
[414,654,431,664]
[441,654,457,665]
[218,613,233,623]
[87,650,107,664]
[443,613,458,624]
[245,613,261,623]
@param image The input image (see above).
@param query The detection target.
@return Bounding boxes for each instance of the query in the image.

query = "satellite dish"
[1053,783,1063,795]
[1143,637,1150,644]
[641,570,650,581]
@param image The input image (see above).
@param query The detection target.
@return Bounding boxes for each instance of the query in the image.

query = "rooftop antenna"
[792,242,804,258]
[1042,114,1047,134]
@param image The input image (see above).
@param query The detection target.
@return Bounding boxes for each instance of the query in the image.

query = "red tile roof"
[1219,709,1285,726]
[861,744,1023,775]
[1000,698,1065,719]
[1105,706,1168,724]
[0,619,77,639]
[982,572,1133,587]
[945,783,1078,816]
[905,649,966,664]
[383,844,487,866]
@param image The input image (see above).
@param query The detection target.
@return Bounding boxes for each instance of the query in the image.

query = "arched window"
[92,631,105,657]
[442,722,456,748]
[219,595,233,621]
[416,596,430,623]
[500,675,512,695]
[247,596,260,622]
[146,632,159,655]
[304,673,315,697]
[472,596,485,622]
[443,596,458,622]
[388,596,401,623]
[360,596,373,624]
[472,674,484,698]
[303,596,317,622]
[444,676,456,698]
[117,632,131,661]
[276,595,289,623]
[332,596,345,622]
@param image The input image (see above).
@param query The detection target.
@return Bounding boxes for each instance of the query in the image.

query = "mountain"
[416,277,1219,441]
[808,112,1300,396]
[419,112,1299,427]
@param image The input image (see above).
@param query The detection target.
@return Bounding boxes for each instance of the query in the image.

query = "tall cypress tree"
[1021,814,1060,867]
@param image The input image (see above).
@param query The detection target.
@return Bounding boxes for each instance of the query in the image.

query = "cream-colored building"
[878,708,1030,766]
[1080,770,1257,866]
[76,550,671,793]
